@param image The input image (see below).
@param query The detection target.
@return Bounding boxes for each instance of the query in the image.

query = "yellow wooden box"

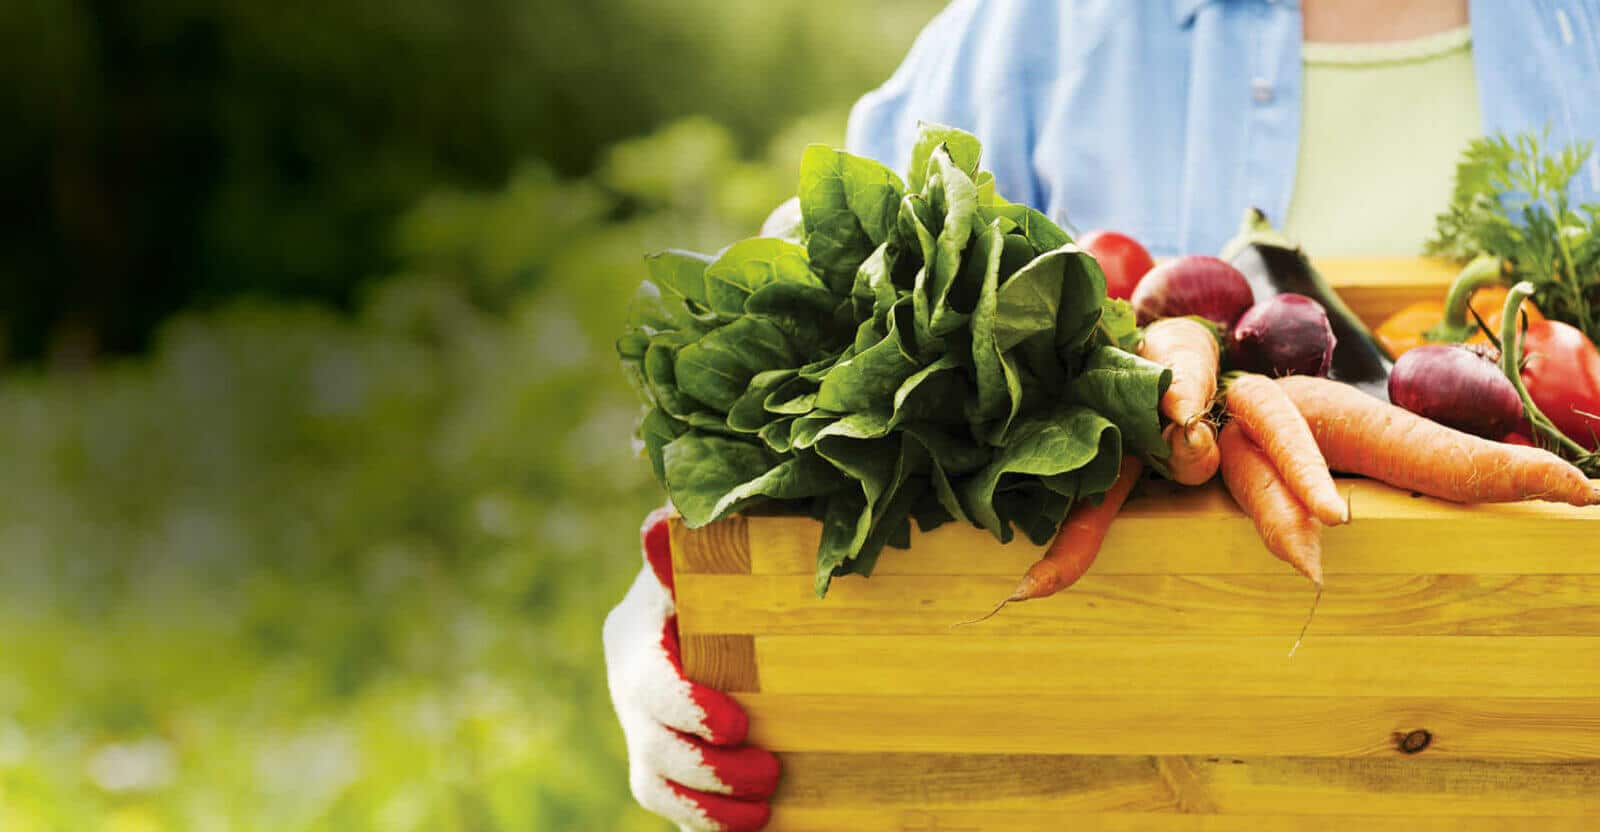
[669,258,1600,830]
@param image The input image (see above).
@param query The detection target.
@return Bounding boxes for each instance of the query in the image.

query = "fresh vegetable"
[1428,131,1600,344]
[1013,455,1142,600]
[1130,255,1254,329]
[1517,316,1600,451]
[1138,316,1220,428]
[1492,282,1600,467]
[1373,255,1544,356]
[619,123,1171,596]
[1224,373,1349,526]
[1230,293,1337,379]
[1136,315,1221,485]
[1218,423,1322,586]
[1163,421,1220,486]
[1079,230,1155,301]
[1278,374,1600,506]
[1222,209,1393,400]
[1388,344,1522,439]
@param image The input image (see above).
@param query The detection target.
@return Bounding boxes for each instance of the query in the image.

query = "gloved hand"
[604,508,780,831]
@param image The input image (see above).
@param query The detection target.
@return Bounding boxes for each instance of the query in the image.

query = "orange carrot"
[1163,420,1220,485]
[1225,373,1349,525]
[1278,375,1600,506]
[1138,317,1220,427]
[959,455,1142,626]
[1218,423,1323,586]
[1012,454,1143,600]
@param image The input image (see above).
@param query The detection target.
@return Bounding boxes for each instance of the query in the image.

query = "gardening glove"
[603,507,780,831]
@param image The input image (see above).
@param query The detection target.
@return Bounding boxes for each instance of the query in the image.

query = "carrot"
[1218,423,1323,586]
[956,455,1142,626]
[1012,454,1143,600]
[1138,317,1220,427]
[1224,373,1349,525]
[1163,420,1220,485]
[1278,375,1600,506]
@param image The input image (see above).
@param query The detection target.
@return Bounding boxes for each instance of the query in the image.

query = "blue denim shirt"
[846,0,1600,256]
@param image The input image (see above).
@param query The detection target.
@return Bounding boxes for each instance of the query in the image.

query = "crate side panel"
[754,635,1600,698]
[738,694,1600,760]
[677,573,1600,636]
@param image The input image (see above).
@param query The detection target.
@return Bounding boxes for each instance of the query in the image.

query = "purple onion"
[1230,293,1337,378]
[1389,344,1523,438]
[1130,255,1255,329]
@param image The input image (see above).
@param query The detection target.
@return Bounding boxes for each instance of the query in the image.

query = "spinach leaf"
[622,123,1168,595]
[799,146,905,293]
[961,405,1120,541]
[674,316,795,411]
[908,122,982,193]
[1069,346,1173,461]
[703,238,821,316]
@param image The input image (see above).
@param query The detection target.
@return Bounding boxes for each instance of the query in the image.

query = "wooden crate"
[669,258,1600,830]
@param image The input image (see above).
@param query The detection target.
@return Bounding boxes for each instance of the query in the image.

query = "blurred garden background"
[0,1,943,828]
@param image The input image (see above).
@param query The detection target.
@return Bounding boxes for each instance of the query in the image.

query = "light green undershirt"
[1282,26,1481,257]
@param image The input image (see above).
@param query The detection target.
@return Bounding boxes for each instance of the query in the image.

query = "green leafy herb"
[619,123,1168,595]
[1427,130,1600,343]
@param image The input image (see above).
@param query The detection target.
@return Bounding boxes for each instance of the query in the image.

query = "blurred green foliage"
[0,0,940,360]
[0,2,949,826]
[0,111,868,830]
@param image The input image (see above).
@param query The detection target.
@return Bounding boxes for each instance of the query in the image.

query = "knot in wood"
[1395,729,1433,754]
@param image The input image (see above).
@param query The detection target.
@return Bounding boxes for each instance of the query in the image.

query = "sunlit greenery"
[0,110,866,830]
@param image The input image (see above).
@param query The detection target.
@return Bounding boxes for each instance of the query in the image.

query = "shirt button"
[1251,79,1275,103]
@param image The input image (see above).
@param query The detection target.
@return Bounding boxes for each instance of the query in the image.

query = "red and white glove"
[604,508,780,831]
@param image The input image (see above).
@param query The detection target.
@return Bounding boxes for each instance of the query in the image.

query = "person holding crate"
[603,1,1600,828]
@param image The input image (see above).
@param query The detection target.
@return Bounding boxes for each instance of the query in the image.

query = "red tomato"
[1078,230,1155,300]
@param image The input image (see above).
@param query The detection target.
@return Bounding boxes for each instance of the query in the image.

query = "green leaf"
[645,336,711,420]
[639,407,687,483]
[916,147,980,341]
[961,405,1121,541]
[674,317,795,412]
[1069,346,1173,461]
[645,250,716,308]
[969,221,1022,437]
[850,243,899,329]
[1099,298,1142,352]
[727,369,797,433]
[978,204,1072,254]
[744,281,845,359]
[815,306,920,414]
[665,434,840,527]
[702,238,821,317]
[799,145,905,293]
[908,122,982,193]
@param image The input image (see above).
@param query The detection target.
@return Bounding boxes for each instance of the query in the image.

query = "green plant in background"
[0,115,837,831]
[0,0,941,360]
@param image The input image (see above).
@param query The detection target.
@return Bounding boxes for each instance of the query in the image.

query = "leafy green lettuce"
[620,123,1169,595]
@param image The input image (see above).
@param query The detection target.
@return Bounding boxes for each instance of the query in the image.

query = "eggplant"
[1221,208,1394,401]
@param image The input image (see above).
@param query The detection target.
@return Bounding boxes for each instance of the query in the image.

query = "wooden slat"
[746,480,1600,576]
[738,694,1600,760]
[670,513,750,575]
[769,809,1597,831]
[680,634,759,692]
[753,636,1600,697]
[1315,256,1462,328]
[675,573,1600,636]
[771,753,1600,816]
[773,753,1172,813]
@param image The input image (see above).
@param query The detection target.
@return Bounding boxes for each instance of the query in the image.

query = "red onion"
[1230,293,1336,378]
[1389,344,1523,438]
[1130,255,1254,328]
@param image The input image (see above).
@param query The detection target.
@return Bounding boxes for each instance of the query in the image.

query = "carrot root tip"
[951,597,1012,628]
